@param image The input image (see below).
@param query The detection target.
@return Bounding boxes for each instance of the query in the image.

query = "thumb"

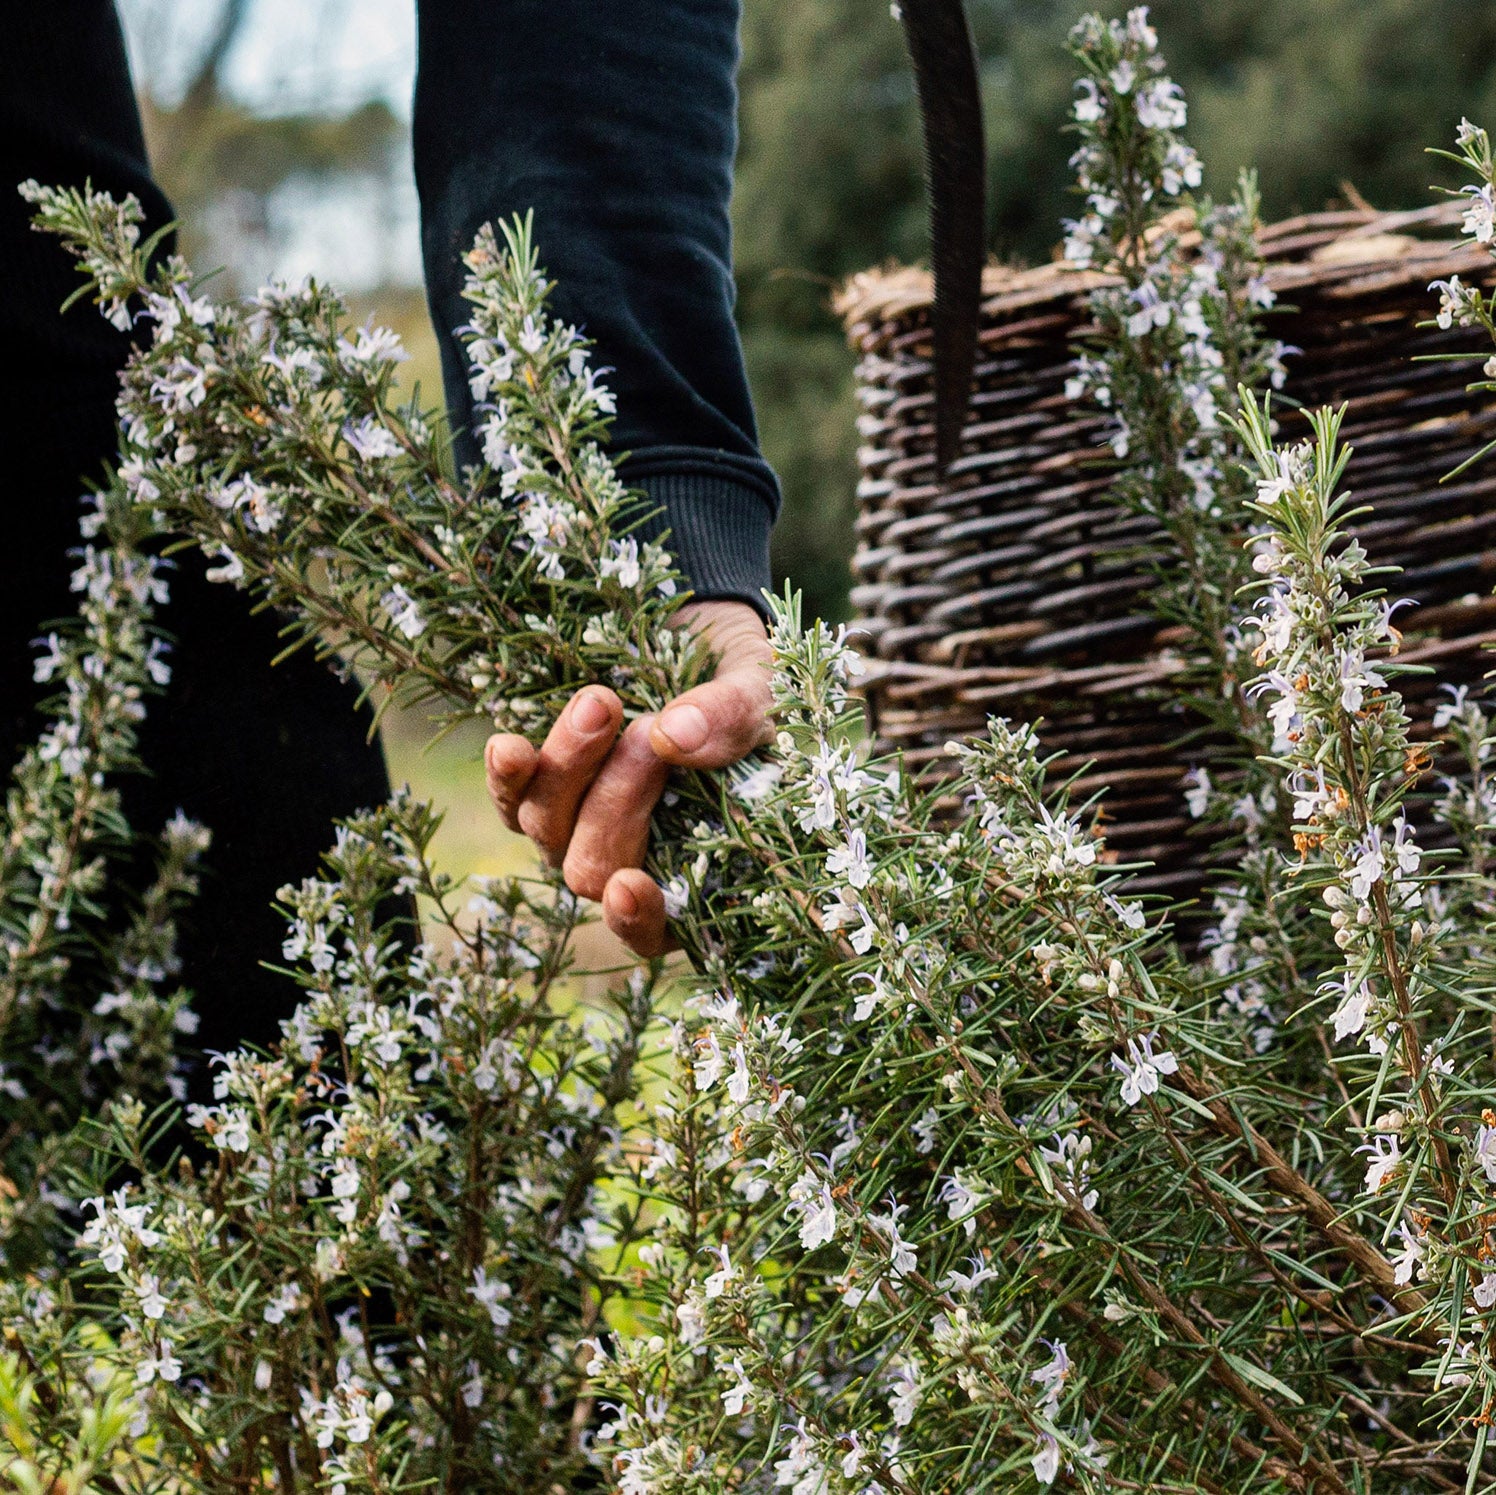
[651,661,774,770]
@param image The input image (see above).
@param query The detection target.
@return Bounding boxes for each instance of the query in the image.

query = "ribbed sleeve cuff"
[620,451,779,618]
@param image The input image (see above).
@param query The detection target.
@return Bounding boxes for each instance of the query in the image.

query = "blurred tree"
[116,0,1496,623]
[734,0,1496,621]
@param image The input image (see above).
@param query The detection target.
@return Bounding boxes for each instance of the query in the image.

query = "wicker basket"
[835,204,1496,893]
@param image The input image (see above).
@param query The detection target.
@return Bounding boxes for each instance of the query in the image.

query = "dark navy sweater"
[415,0,780,612]
[0,0,777,1059]
[1,1,780,614]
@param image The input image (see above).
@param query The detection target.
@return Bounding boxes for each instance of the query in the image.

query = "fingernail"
[610,882,639,920]
[570,690,610,735]
[657,704,709,753]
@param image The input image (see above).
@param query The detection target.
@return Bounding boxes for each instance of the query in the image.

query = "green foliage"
[18,15,1496,1489]
[0,477,205,1271]
[733,0,1496,620]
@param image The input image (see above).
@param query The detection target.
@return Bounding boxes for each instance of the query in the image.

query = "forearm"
[413,0,779,613]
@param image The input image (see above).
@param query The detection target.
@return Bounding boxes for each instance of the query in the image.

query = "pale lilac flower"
[1125,280,1172,339]
[1254,449,1303,507]
[1111,1032,1179,1107]
[1073,78,1104,124]
[1392,1220,1425,1286]
[1039,1130,1099,1212]
[337,323,408,368]
[204,545,244,585]
[703,1244,737,1299]
[1161,140,1202,194]
[343,416,402,462]
[663,875,689,919]
[731,760,782,803]
[1329,973,1374,1043]
[721,1358,754,1416]
[136,1341,182,1385]
[727,1043,751,1106]
[1430,275,1476,330]
[1126,5,1158,48]
[1246,670,1301,744]
[264,1282,302,1324]
[1359,1133,1402,1193]
[1290,765,1335,824]
[380,584,426,640]
[1031,1339,1071,1414]
[1246,274,1276,309]
[840,1431,865,1478]
[1255,589,1296,656]
[790,1170,838,1250]
[598,537,641,588]
[1473,1124,1496,1183]
[871,1200,918,1279]
[1338,648,1385,713]
[772,1420,823,1488]
[32,633,65,684]
[1032,1435,1061,1486]
[940,1255,999,1294]
[1135,79,1186,130]
[887,1358,921,1427]
[516,315,545,355]
[851,970,889,1023]
[261,342,324,384]
[135,1273,167,1320]
[1390,816,1422,880]
[1349,829,1385,902]
[1433,684,1470,730]
[826,829,872,890]
[693,1029,725,1092]
[939,1173,984,1236]
[1462,183,1496,244]
[468,1267,513,1331]
[1183,766,1212,819]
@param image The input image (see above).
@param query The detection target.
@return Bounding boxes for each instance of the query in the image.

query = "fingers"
[651,663,776,771]
[650,600,774,769]
[562,714,671,903]
[508,687,623,863]
[485,733,539,832]
[602,868,676,958]
[487,705,678,959]
[484,686,621,846]
[489,601,775,955]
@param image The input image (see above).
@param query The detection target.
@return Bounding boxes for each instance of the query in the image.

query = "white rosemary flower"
[1462,183,1496,244]
[380,584,426,640]
[1032,1434,1061,1486]
[1359,1133,1402,1193]
[1031,1339,1072,1415]
[343,416,402,462]
[789,1170,838,1251]
[1110,1032,1179,1107]
[721,1358,754,1416]
[825,828,872,890]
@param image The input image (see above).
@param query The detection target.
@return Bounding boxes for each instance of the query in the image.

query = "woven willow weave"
[837,203,1496,893]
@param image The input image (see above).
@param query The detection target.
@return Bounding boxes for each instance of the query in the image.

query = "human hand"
[485,599,774,957]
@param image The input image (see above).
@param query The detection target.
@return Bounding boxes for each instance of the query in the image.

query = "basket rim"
[832,200,1475,331]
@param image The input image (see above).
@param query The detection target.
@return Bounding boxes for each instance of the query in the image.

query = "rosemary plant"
[11,10,1496,1491]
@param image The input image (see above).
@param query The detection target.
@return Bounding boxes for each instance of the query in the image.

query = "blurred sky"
[117,0,423,290]
[118,0,415,117]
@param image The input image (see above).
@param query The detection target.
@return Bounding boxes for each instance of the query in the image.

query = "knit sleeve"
[413,0,779,616]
